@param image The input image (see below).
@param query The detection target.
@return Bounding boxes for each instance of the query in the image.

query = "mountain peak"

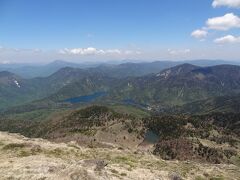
[171,63,199,71]
[156,63,199,78]
[49,67,80,77]
[49,60,68,65]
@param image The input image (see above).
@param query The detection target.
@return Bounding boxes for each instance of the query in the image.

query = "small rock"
[118,147,124,150]
[95,160,108,171]
[169,172,182,180]
[31,145,42,153]
[48,166,57,173]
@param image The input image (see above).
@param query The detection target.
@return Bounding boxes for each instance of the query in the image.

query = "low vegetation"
[0,131,239,179]
[0,105,239,179]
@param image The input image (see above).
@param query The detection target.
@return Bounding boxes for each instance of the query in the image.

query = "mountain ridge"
[1,63,240,112]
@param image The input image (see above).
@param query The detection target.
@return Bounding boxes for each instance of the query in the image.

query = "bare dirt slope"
[0,131,239,180]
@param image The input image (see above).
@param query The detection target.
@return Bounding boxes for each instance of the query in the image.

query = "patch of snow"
[156,70,171,79]
[14,80,20,88]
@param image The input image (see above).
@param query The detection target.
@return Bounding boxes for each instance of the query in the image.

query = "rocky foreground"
[0,131,239,180]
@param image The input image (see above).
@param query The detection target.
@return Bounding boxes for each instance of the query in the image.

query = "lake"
[144,130,159,144]
[63,92,107,104]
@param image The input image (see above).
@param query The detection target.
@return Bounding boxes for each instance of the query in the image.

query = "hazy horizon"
[1,59,240,66]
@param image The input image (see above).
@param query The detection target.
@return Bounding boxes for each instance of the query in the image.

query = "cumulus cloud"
[214,35,240,43]
[168,49,191,55]
[212,0,240,8]
[59,47,140,56]
[59,47,105,55]
[124,50,142,55]
[191,29,208,39]
[206,13,240,30]
[104,49,121,54]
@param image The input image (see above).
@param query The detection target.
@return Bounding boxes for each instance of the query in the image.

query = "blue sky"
[0,0,240,63]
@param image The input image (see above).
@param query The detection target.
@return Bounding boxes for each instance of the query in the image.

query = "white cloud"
[191,29,208,39]
[206,13,240,30]
[168,49,191,55]
[212,0,240,8]
[33,48,42,53]
[60,47,106,55]
[105,49,121,54]
[59,47,141,56]
[124,50,141,55]
[214,35,240,43]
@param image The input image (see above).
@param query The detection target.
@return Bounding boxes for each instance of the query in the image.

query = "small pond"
[63,92,107,104]
[144,130,159,144]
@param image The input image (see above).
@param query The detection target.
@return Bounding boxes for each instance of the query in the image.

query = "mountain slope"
[0,67,113,109]
[1,131,239,180]
[109,64,240,107]
[170,94,240,114]
[2,63,240,112]
[1,105,239,165]
[0,72,35,108]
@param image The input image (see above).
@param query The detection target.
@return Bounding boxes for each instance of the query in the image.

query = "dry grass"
[0,131,239,180]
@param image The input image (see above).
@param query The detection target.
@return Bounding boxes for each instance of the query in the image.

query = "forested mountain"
[109,64,240,107]
[2,62,240,112]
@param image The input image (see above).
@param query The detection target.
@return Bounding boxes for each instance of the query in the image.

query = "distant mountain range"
[1,59,240,78]
[1,60,240,114]
[0,60,98,78]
